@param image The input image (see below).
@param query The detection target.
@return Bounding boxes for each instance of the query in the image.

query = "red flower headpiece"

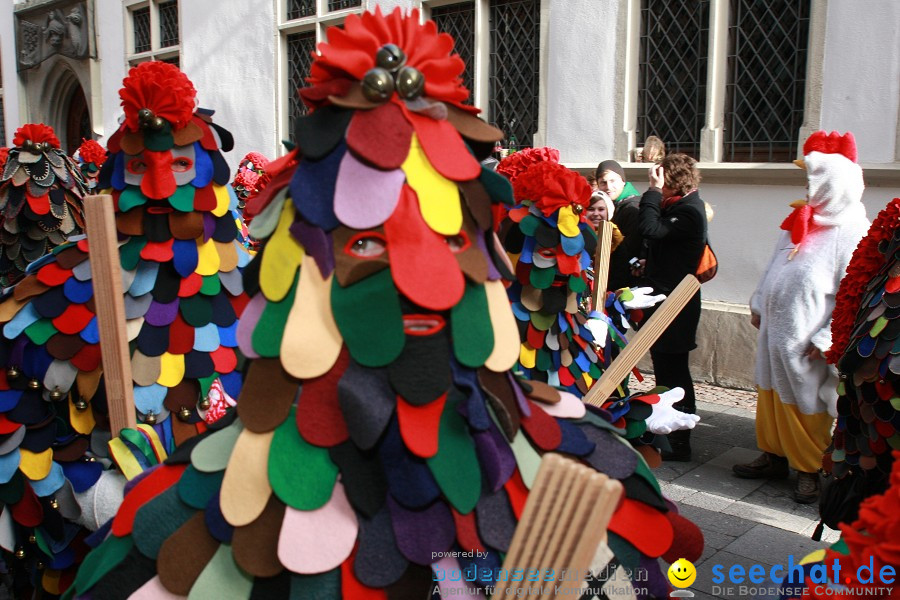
[13,123,60,149]
[804,130,857,163]
[119,62,197,133]
[305,7,472,112]
[0,148,8,171]
[497,147,560,184]
[513,161,593,217]
[77,139,107,167]
[241,152,270,172]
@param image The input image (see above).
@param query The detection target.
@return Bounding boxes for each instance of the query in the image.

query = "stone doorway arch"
[42,61,92,154]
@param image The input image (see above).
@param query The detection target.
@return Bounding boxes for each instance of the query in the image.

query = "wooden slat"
[83,195,136,436]
[491,454,623,599]
[591,220,613,311]
[582,274,701,407]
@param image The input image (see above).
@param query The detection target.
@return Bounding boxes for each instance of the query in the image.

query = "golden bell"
[50,499,58,510]
[6,366,20,380]
[28,535,35,544]
[27,378,42,390]
[36,562,44,570]
[49,387,64,401]
[144,412,157,425]
[178,407,192,421]
[573,204,584,214]
[199,397,211,410]
[14,549,24,559]
[74,398,89,411]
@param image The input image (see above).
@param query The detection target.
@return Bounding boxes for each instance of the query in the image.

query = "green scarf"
[614,181,640,203]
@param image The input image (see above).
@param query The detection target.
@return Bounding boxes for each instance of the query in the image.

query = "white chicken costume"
[750,131,870,473]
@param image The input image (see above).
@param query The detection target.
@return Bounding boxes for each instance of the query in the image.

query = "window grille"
[287,31,317,138]
[431,3,476,103]
[489,0,540,148]
[161,56,180,68]
[723,0,810,162]
[0,97,5,146]
[327,0,361,12]
[133,7,151,54]
[159,0,179,48]
[637,0,709,159]
[287,0,316,20]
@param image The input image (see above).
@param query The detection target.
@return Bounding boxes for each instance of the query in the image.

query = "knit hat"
[590,190,615,219]
[596,159,626,181]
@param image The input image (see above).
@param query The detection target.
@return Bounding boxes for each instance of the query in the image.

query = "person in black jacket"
[596,160,643,290]
[638,153,707,461]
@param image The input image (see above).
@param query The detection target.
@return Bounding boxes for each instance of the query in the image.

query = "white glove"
[618,287,666,310]
[645,388,701,434]
[584,316,609,348]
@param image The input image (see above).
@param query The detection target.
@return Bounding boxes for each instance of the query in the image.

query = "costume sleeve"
[638,190,704,241]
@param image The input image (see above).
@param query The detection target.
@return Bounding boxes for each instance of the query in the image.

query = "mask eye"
[126,158,147,174]
[172,157,194,172]
[445,231,470,253]
[345,233,387,259]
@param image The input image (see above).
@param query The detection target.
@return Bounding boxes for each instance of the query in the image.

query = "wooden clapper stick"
[491,453,623,599]
[583,274,700,407]
[83,195,137,436]
[590,220,613,311]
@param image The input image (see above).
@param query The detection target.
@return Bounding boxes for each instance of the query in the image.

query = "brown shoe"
[794,471,820,504]
[732,452,789,479]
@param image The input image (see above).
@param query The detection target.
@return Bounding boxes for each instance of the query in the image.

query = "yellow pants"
[755,387,834,473]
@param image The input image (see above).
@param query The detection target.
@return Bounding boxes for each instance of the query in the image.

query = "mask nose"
[140,150,177,200]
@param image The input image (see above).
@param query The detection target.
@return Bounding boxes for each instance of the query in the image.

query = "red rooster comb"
[803,130,857,163]
[305,7,472,112]
[13,124,61,150]
[119,62,197,133]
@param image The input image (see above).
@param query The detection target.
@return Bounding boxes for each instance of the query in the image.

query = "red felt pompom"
[496,147,560,184]
[76,138,107,167]
[803,130,857,163]
[119,62,197,133]
[13,123,61,149]
[0,147,8,171]
[306,7,473,113]
[512,160,593,217]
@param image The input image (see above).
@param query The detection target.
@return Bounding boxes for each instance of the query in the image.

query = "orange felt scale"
[111,464,187,537]
[52,304,95,335]
[608,497,674,558]
[396,393,446,458]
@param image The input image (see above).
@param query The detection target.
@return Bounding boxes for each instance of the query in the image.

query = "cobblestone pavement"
[630,375,839,600]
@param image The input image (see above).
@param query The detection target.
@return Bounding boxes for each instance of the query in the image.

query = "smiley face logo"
[667,558,697,588]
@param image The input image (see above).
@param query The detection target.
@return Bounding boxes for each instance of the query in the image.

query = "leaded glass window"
[133,7,151,54]
[723,0,810,162]
[0,97,6,146]
[159,0,179,48]
[431,3,476,102]
[287,31,317,138]
[327,0,361,12]
[637,0,709,159]
[287,0,315,20]
[489,0,540,148]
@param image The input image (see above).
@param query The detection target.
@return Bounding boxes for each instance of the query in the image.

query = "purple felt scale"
[387,495,455,565]
[145,299,180,327]
[289,221,334,279]
[472,427,516,493]
[236,293,265,359]
[333,152,404,229]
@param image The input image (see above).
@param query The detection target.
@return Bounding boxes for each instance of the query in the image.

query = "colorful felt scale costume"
[232,152,271,213]
[0,62,249,596]
[0,124,88,286]
[73,139,108,191]
[822,196,900,515]
[66,9,701,600]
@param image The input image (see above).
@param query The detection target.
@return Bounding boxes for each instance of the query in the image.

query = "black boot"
[661,429,692,462]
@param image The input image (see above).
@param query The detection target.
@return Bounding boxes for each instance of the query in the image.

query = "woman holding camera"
[637,154,707,461]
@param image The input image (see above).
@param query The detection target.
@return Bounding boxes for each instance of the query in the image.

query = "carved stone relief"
[16,1,92,70]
